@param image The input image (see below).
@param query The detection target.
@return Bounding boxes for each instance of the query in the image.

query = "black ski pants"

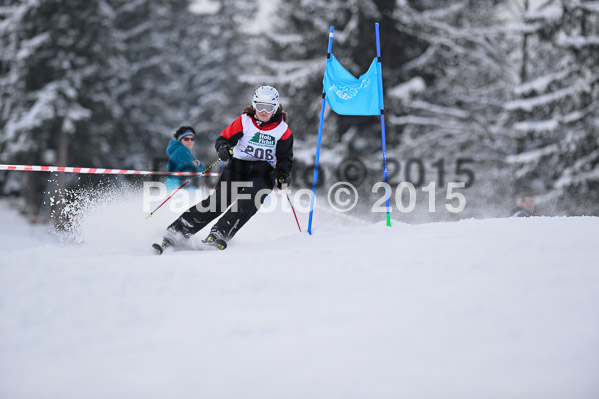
[168,159,274,241]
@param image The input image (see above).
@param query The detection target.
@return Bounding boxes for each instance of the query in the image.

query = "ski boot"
[152,236,174,255]
[202,229,227,250]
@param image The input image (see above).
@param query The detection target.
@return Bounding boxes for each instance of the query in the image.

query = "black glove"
[217,145,233,162]
[275,172,290,190]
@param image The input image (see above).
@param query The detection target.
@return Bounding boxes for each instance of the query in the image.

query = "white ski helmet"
[252,85,279,113]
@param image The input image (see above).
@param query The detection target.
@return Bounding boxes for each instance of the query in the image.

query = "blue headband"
[178,130,195,141]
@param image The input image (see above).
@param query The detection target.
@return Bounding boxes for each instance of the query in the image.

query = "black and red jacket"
[216,111,293,178]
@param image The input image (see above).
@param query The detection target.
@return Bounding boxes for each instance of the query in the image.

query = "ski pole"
[284,190,302,232]
[146,159,221,219]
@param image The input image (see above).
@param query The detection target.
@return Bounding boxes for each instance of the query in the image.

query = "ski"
[151,237,226,254]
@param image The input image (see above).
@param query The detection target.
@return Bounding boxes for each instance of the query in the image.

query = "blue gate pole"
[307,26,334,235]
[375,23,391,227]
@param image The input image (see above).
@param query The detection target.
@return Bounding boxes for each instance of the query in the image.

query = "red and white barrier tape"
[0,164,220,176]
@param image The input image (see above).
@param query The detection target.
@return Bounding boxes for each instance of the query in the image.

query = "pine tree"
[109,0,203,168]
[109,0,258,168]
[379,0,522,219]
[189,0,259,144]
[0,0,124,216]
[503,0,599,215]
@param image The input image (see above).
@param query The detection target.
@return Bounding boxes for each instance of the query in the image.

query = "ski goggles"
[254,102,277,113]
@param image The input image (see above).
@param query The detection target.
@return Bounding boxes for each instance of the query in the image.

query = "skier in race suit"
[161,85,293,249]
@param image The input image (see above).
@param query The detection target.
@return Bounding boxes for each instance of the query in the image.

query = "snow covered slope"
[1,194,598,399]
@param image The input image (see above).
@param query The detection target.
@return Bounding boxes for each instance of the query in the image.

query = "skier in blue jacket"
[165,126,205,190]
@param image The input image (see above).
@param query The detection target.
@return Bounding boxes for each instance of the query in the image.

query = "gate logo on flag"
[329,78,371,100]
[323,54,381,116]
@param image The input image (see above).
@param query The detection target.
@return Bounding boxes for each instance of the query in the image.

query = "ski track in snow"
[1,192,599,399]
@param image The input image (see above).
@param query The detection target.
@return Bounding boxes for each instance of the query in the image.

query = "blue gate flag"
[323,54,381,116]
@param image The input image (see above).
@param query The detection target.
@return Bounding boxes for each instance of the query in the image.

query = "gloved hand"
[217,145,233,162]
[275,172,290,190]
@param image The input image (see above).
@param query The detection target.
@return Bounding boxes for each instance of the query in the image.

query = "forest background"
[1,0,598,224]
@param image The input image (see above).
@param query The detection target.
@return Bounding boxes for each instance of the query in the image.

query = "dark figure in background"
[153,85,293,253]
[511,195,535,217]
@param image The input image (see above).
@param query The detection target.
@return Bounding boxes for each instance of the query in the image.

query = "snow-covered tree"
[188,0,259,142]
[109,0,203,167]
[1,0,259,215]
[503,0,599,215]
[358,0,519,219]
[0,0,124,216]
[109,0,259,167]
[388,0,598,217]
[0,0,123,164]
[2,0,596,221]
